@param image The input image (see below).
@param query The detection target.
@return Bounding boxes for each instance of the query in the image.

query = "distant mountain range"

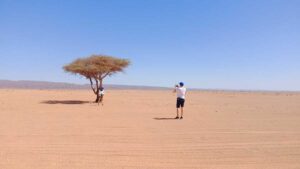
[0,80,170,90]
[1,80,299,92]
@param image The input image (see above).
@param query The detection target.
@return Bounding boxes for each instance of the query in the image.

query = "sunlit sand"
[1,89,300,168]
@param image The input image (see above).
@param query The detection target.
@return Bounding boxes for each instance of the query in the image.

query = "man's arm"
[173,85,178,93]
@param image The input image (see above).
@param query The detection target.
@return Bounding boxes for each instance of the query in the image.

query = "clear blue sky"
[1,0,299,91]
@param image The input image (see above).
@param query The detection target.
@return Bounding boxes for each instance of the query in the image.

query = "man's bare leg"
[99,95,104,106]
[180,107,183,119]
[175,108,179,119]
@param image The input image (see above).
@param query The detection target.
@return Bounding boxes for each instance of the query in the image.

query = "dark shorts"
[176,98,185,108]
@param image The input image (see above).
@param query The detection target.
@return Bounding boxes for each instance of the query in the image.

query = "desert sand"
[0,89,300,169]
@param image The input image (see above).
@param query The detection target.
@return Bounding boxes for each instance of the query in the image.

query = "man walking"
[173,82,186,119]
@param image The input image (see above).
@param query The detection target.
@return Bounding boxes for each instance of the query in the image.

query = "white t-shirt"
[176,87,186,99]
[100,90,105,95]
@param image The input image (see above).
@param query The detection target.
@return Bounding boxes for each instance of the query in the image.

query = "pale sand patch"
[1,89,300,169]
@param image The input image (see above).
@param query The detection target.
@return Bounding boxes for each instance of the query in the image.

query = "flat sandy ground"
[0,89,300,169]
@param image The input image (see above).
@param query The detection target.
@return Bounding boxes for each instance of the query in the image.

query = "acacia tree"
[63,55,130,102]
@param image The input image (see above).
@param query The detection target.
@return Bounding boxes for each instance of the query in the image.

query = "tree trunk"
[95,92,100,102]
[89,77,99,103]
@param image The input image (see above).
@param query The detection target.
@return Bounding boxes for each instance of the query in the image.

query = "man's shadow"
[41,100,90,104]
[153,117,177,120]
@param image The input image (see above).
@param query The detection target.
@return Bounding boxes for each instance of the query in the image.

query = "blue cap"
[179,82,184,86]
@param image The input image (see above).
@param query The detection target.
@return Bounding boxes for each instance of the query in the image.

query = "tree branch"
[89,78,97,94]
[96,79,100,92]
[101,72,110,79]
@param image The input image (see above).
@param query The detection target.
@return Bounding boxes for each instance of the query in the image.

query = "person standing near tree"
[173,82,186,119]
[98,87,105,105]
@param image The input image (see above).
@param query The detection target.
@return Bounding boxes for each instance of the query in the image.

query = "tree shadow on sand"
[41,100,90,105]
[153,117,177,120]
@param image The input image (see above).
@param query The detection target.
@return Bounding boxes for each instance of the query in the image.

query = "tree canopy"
[63,55,130,79]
